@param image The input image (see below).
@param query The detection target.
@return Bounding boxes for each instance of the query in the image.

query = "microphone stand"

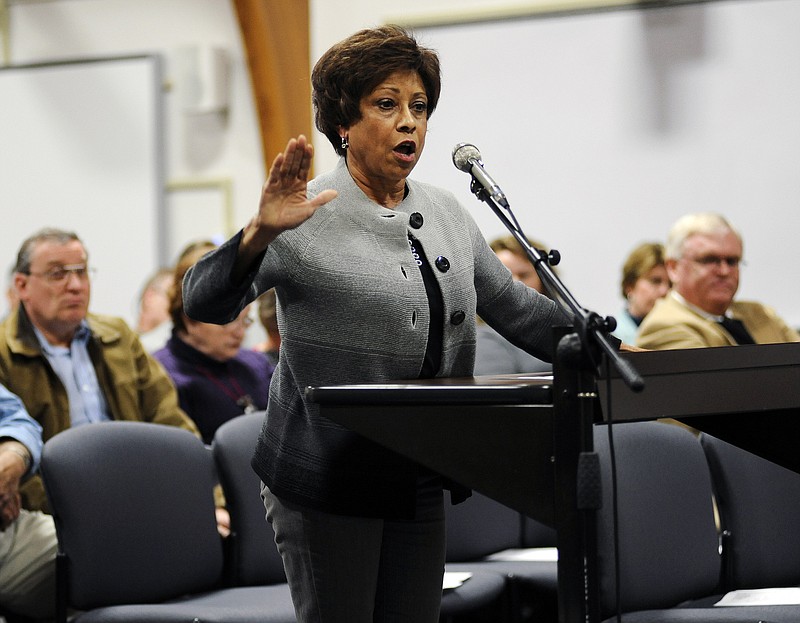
[466,178,643,623]
[468,178,643,392]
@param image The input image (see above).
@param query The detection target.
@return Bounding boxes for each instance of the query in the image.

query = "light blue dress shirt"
[33,322,111,427]
[0,383,43,472]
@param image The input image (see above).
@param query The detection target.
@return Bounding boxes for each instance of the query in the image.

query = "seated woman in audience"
[474,235,555,375]
[135,266,173,352]
[613,241,670,344]
[252,288,280,367]
[154,241,275,443]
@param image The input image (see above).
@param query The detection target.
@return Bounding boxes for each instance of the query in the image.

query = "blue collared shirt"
[0,383,43,473]
[34,321,111,427]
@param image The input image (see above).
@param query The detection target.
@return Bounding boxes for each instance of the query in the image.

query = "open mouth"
[394,141,417,160]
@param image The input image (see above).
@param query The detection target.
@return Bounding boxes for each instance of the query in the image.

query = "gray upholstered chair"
[444,490,558,622]
[594,421,800,622]
[40,421,296,623]
[595,421,722,620]
[701,432,800,595]
[212,411,286,588]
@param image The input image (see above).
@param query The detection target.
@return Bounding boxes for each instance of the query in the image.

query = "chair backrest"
[445,489,521,562]
[594,421,721,616]
[521,515,557,548]
[212,411,286,586]
[701,432,800,590]
[40,421,223,610]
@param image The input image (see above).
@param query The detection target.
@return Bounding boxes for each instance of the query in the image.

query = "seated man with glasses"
[636,212,800,350]
[0,227,202,513]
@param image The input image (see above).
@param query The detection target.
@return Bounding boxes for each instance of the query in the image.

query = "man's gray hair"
[665,213,742,260]
[14,228,83,274]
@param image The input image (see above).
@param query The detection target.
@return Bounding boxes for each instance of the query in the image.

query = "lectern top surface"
[306,373,553,406]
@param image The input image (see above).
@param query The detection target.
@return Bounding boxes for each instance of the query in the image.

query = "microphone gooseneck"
[450,141,644,393]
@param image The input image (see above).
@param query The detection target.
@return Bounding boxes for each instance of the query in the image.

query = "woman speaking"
[184,25,565,623]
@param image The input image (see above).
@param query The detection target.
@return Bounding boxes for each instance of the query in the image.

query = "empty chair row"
[41,413,522,623]
[39,413,800,623]
[442,420,800,623]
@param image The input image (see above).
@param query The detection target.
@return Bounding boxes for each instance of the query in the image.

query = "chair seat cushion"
[72,585,296,623]
[603,603,800,623]
[439,569,508,616]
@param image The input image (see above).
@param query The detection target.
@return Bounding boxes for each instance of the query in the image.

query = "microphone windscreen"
[452,143,482,172]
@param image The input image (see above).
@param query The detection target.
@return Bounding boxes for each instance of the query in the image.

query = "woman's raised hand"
[241,135,338,253]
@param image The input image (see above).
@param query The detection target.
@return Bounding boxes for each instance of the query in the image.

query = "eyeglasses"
[240,316,255,328]
[27,264,96,283]
[225,315,254,329]
[684,256,743,269]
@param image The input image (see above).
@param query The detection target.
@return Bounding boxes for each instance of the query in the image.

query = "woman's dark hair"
[620,242,666,299]
[169,240,216,333]
[312,25,441,156]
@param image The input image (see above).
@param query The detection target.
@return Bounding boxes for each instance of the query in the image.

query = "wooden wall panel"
[232,0,311,175]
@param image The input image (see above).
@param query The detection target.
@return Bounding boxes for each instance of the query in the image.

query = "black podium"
[599,341,800,474]
[307,374,557,523]
[307,341,800,623]
[306,364,598,623]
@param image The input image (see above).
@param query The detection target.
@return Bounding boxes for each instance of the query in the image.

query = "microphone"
[451,143,510,208]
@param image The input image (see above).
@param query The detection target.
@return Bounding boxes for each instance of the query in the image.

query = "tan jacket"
[0,305,199,511]
[636,293,800,350]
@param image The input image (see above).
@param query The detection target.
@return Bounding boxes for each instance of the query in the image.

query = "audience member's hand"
[0,447,25,530]
[216,506,231,538]
[0,490,21,531]
[620,343,648,352]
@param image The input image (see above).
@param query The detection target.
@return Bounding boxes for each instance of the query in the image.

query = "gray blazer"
[184,159,563,518]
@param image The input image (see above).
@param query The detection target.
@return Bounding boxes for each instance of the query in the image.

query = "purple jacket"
[154,334,274,443]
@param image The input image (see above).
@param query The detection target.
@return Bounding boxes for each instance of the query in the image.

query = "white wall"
[0,0,583,326]
[308,0,567,174]
[4,0,800,331]
[311,0,800,329]
[0,56,163,326]
[4,0,263,327]
[409,0,800,327]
